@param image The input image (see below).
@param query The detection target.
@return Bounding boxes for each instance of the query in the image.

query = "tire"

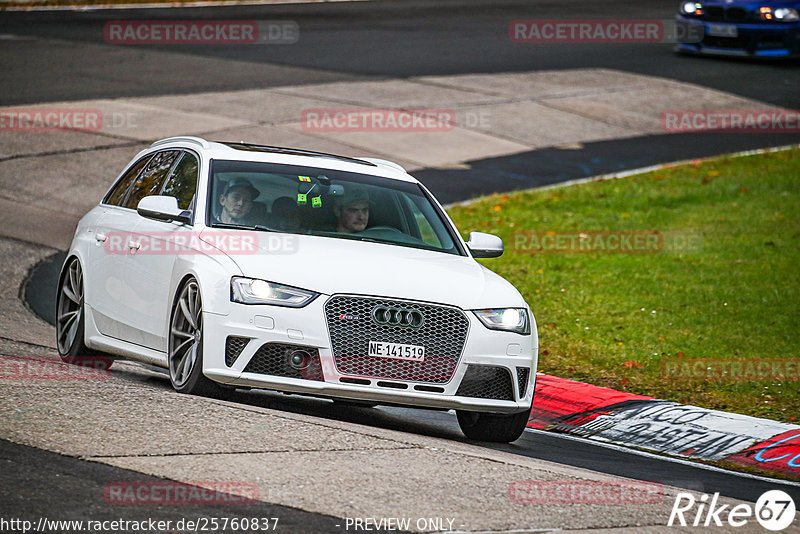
[56,257,105,366]
[456,406,532,443]
[168,279,220,397]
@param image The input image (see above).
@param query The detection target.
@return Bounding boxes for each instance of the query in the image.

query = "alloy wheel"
[56,259,84,355]
[169,280,202,388]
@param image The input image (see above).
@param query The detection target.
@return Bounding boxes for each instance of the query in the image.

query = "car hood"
[214,230,527,310]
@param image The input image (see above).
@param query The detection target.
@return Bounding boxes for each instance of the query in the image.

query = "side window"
[104,155,152,206]
[122,150,181,210]
[160,152,199,211]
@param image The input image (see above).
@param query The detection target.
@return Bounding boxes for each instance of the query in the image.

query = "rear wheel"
[456,406,532,443]
[56,258,103,364]
[168,279,220,396]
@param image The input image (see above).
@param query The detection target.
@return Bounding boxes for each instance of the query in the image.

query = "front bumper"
[674,15,800,57]
[201,294,538,414]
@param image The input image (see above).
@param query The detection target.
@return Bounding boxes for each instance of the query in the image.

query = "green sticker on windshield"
[311,196,322,208]
[298,176,311,182]
[297,193,307,205]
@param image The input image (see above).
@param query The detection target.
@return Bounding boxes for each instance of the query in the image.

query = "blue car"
[675,0,800,57]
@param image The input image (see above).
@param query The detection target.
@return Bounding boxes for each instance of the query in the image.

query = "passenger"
[333,185,370,233]
[216,178,259,224]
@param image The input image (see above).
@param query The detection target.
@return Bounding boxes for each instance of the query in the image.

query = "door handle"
[128,240,141,251]
[95,233,107,243]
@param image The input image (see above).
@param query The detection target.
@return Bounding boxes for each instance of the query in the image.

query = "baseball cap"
[222,177,259,199]
[334,184,370,208]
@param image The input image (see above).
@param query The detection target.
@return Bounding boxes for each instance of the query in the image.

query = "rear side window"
[160,151,199,211]
[104,155,152,206]
[122,150,181,210]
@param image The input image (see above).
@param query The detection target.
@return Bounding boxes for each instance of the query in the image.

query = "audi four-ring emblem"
[371,306,424,328]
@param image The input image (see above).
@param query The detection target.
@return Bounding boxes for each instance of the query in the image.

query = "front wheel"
[168,279,220,397]
[456,407,532,443]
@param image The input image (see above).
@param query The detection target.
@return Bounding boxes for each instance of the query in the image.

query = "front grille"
[325,295,469,383]
[225,336,250,367]
[516,367,530,399]
[726,7,747,21]
[456,365,514,401]
[706,6,725,20]
[243,343,324,381]
[703,5,750,22]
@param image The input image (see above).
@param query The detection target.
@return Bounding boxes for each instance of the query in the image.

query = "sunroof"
[219,142,376,167]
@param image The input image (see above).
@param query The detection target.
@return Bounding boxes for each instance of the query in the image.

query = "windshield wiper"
[307,230,369,242]
[210,222,280,233]
[307,230,399,246]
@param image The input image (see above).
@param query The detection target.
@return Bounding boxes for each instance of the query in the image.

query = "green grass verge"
[447,147,800,423]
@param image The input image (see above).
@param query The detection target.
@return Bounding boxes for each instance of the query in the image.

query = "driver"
[333,184,370,233]
[217,177,259,224]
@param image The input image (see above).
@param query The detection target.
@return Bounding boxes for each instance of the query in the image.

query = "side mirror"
[466,231,503,258]
[137,196,191,224]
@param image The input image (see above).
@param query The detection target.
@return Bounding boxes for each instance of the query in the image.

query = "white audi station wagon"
[57,136,538,442]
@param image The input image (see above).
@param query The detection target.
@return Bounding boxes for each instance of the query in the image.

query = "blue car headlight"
[774,7,799,21]
[680,1,703,15]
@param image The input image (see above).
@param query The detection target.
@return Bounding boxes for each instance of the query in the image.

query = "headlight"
[774,7,799,21]
[680,1,702,15]
[231,277,318,307]
[473,308,530,335]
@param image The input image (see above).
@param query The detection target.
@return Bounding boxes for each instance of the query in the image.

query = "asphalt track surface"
[1,0,799,105]
[1,439,359,533]
[4,0,800,528]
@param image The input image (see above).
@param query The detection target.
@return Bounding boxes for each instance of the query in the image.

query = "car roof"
[146,136,418,183]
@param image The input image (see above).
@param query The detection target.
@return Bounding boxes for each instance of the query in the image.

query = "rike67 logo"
[668,490,796,531]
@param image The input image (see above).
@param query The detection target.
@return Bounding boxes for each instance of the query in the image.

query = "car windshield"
[207,159,464,256]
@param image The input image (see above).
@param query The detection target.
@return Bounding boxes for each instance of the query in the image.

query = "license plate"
[707,24,738,38]
[368,341,425,361]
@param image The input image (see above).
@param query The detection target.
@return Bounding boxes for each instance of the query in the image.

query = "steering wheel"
[362,226,402,234]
